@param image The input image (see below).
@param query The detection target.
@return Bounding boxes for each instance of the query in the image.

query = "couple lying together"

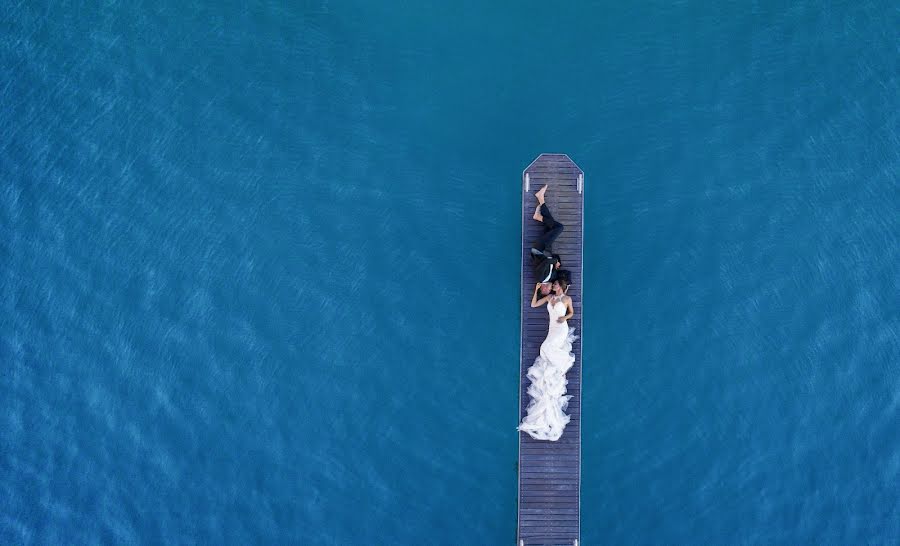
[518,185,578,442]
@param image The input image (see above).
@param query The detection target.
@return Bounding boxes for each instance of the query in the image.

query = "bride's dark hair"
[556,278,569,293]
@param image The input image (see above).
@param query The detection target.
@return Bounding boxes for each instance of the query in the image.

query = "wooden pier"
[517,154,584,546]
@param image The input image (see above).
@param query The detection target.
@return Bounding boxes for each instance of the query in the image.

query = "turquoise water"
[3,1,898,544]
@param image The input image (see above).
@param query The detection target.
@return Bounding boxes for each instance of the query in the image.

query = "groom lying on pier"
[530,184,566,295]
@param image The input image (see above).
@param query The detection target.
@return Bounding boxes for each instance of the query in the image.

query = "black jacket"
[532,254,559,283]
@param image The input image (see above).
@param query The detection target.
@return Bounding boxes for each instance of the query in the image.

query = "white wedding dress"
[518,298,577,441]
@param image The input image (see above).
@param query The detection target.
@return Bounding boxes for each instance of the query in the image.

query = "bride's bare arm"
[531,283,550,308]
[559,296,574,321]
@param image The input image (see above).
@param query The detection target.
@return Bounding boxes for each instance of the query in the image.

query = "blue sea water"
[2,1,898,544]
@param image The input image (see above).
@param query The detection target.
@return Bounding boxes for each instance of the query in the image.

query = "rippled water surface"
[3,1,898,544]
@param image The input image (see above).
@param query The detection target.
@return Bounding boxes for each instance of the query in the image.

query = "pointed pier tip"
[522,153,584,194]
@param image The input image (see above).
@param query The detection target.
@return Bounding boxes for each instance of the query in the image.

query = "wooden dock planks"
[517,154,584,546]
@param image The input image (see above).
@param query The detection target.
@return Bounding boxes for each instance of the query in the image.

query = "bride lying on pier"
[519,279,577,441]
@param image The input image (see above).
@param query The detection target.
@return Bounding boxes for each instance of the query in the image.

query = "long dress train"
[518,299,577,441]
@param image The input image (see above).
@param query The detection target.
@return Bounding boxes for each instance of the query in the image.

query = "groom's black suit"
[531,203,564,283]
[532,252,560,283]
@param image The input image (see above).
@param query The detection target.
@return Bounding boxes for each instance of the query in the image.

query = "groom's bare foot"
[532,204,543,222]
[534,184,548,205]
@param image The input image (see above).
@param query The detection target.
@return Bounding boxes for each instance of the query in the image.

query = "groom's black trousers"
[532,203,564,253]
